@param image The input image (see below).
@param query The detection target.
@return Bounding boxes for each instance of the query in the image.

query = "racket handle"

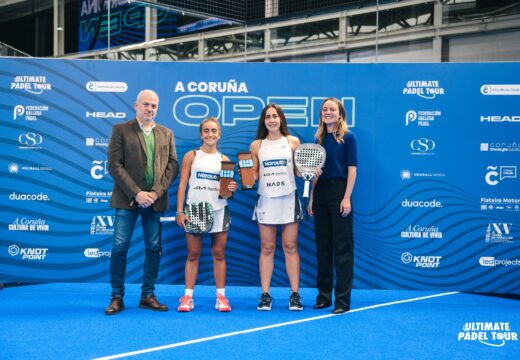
[303,180,310,198]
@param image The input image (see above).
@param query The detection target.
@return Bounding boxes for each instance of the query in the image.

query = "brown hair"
[255,104,290,139]
[314,97,348,145]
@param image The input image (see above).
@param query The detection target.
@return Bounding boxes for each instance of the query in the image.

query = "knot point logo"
[401,252,441,268]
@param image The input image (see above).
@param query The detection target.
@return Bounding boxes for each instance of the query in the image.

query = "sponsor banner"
[1,59,519,294]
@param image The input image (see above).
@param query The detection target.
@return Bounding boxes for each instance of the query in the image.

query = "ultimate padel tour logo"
[403,80,445,99]
[458,322,518,347]
[11,75,52,94]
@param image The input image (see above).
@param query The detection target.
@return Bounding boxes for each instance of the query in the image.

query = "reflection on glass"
[271,19,339,48]
[443,0,520,24]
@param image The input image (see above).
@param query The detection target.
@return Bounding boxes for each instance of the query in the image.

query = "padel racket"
[184,201,214,234]
[294,143,326,218]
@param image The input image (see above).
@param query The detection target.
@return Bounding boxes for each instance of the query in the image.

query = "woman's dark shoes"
[104,297,124,315]
[331,306,349,314]
[313,301,331,309]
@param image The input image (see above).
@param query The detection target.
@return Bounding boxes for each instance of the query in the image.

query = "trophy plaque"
[237,152,256,190]
[219,161,235,199]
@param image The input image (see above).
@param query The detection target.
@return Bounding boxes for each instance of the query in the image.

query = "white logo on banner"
[480,198,520,211]
[90,160,109,180]
[13,105,48,121]
[403,80,445,99]
[401,199,442,208]
[401,252,441,268]
[86,111,126,119]
[86,138,110,147]
[410,138,435,155]
[481,142,520,152]
[84,248,111,258]
[458,322,518,347]
[86,81,128,92]
[485,223,513,243]
[18,132,43,149]
[90,216,115,235]
[9,217,49,232]
[11,75,52,94]
[485,166,517,185]
[8,244,48,260]
[479,257,520,267]
[401,224,443,239]
[481,84,520,96]
[405,110,441,126]
[480,115,520,122]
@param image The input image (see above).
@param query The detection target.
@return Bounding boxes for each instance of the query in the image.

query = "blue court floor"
[1,283,519,359]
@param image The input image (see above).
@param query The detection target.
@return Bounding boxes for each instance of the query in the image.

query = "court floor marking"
[93,291,459,360]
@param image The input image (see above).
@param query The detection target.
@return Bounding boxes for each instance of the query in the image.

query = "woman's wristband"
[176,211,184,216]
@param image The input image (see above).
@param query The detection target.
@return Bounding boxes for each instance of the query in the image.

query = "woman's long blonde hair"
[314,97,348,145]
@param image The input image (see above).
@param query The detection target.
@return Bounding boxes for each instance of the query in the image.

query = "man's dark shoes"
[139,295,168,311]
[313,301,331,309]
[332,305,349,314]
[105,297,124,315]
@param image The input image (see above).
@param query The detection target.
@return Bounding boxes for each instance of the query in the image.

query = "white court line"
[93,291,459,360]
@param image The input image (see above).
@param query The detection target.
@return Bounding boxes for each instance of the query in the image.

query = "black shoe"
[332,306,349,314]
[105,297,124,315]
[289,292,303,311]
[313,301,331,310]
[257,292,273,311]
[139,295,168,311]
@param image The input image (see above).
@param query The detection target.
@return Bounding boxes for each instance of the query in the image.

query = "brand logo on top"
[196,172,220,181]
[86,111,126,119]
[13,104,49,121]
[263,159,287,167]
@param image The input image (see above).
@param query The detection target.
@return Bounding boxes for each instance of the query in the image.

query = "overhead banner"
[1,58,519,293]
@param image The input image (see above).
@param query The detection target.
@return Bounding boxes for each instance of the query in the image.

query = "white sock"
[185,288,194,297]
[216,288,225,296]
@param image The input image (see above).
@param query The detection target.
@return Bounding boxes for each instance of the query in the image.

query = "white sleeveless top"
[186,149,227,210]
[257,136,296,197]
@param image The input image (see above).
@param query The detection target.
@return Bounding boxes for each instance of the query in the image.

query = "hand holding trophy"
[237,152,256,190]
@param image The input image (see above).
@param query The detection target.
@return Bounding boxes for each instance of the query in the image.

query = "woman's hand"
[176,212,189,231]
[340,197,352,217]
[228,181,238,193]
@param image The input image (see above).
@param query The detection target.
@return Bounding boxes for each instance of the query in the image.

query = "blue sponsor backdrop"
[1,58,519,293]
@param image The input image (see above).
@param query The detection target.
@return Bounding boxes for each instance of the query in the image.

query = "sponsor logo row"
[400,252,520,268]
[400,223,514,244]
[6,215,114,235]
[7,244,110,261]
